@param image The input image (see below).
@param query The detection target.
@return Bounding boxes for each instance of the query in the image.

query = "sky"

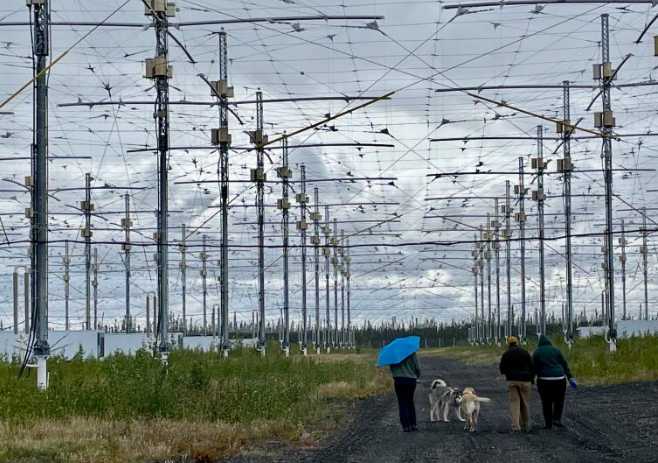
[1,0,658,333]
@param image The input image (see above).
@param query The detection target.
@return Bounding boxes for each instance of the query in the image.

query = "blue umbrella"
[377,336,420,367]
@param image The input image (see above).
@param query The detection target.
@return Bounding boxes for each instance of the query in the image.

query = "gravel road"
[227,356,658,463]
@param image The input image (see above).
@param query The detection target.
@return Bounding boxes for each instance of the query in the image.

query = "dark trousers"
[393,377,417,429]
[537,378,567,428]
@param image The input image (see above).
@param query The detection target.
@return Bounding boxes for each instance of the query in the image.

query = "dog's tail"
[477,397,492,403]
[431,379,447,389]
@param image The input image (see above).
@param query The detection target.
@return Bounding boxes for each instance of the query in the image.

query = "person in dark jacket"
[390,352,421,432]
[499,336,534,432]
[532,335,576,429]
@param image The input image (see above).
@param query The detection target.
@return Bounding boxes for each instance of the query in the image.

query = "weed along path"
[226,355,658,463]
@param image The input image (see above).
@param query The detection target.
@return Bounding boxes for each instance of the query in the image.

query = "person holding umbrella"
[377,336,421,432]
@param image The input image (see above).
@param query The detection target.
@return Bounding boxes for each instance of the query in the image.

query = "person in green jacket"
[390,352,421,432]
[532,335,577,429]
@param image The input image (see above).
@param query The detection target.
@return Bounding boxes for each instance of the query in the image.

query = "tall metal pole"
[600,13,617,350]
[298,165,309,354]
[29,0,50,388]
[146,293,150,334]
[340,230,346,347]
[179,225,187,334]
[201,234,208,333]
[123,194,132,332]
[484,216,486,343]
[478,228,485,343]
[84,172,92,330]
[64,242,70,331]
[24,271,30,334]
[92,247,98,330]
[346,238,352,348]
[472,241,479,343]
[312,188,321,353]
[324,206,331,351]
[253,90,267,354]
[278,136,291,355]
[517,157,527,340]
[494,200,501,343]
[144,2,173,360]
[211,29,233,354]
[505,181,512,337]
[560,81,575,343]
[619,219,627,320]
[642,210,648,320]
[333,219,339,347]
[535,125,546,336]
[13,270,19,334]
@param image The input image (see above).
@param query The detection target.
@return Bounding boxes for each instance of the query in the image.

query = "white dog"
[429,379,465,423]
[456,387,491,432]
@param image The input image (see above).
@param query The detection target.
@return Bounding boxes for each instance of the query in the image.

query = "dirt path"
[227,356,658,463]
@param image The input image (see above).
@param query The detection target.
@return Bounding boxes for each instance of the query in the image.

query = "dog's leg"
[456,406,466,422]
[442,402,449,422]
[430,402,436,422]
[471,408,479,432]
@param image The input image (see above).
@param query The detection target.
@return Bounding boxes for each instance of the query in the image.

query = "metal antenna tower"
[494,200,501,343]
[251,90,267,354]
[179,224,186,334]
[23,269,30,334]
[346,237,352,348]
[340,229,346,347]
[278,136,291,356]
[559,81,575,344]
[472,240,479,343]
[12,270,19,335]
[619,219,627,320]
[64,241,70,331]
[210,29,233,355]
[201,234,208,333]
[297,165,309,355]
[504,181,512,337]
[146,293,151,334]
[122,194,132,331]
[516,157,527,340]
[599,13,617,350]
[144,1,174,360]
[83,172,93,330]
[486,215,493,343]
[478,227,485,343]
[534,125,547,336]
[92,247,98,329]
[28,0,50,389]
[324,206,331,351]
[642,210,648,320]
[312,188,321,354]
[333,218,339,347]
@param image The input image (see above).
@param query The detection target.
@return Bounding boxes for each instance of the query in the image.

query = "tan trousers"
[507,381,531,431]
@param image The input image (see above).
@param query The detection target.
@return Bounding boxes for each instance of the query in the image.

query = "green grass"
[429,335,658,385]
[0,347,389,463]
[564,336,658,385]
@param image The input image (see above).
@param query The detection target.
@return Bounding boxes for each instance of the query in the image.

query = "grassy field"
[431,335,658,385]
[0,347,389,463]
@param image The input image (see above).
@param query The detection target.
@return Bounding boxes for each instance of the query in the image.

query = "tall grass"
[0,347,388,463]
[564,336,658,384]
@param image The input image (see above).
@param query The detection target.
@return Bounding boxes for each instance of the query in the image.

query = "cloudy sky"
[1,0,658,333]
